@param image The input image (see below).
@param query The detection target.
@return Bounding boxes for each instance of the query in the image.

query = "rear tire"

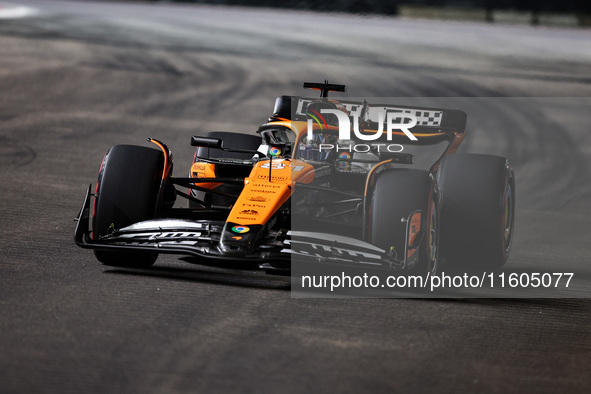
[367,169,439,275]
[93,145,163,268]
[437,154,515,270]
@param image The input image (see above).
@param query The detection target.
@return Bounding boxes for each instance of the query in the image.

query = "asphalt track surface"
[1,0,591,392]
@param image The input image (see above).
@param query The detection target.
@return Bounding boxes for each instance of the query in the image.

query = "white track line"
[0,3,37,19]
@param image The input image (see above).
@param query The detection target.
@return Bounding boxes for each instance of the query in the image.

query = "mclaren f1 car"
[75,82,515,276]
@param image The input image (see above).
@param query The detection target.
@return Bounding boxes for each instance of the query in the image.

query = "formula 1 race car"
[75,82,515,276]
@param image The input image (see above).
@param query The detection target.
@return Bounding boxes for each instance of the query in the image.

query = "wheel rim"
[428,200,438,274]
[503,181,514,254]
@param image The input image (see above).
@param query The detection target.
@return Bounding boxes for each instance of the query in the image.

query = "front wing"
[74,185,406,273]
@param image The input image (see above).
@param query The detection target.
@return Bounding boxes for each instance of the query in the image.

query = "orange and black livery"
[76,82,515,275]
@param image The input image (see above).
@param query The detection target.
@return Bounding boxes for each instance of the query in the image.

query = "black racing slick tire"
[190,131,261,207]
[93,145,164,268]
[367,169,439,276]
[437,154,515,270]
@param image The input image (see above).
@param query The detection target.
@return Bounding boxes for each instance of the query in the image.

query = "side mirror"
[381,152,414,164]
[191,136,222,149]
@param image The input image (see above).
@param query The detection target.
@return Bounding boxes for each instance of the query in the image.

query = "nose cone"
[218,223,262,255]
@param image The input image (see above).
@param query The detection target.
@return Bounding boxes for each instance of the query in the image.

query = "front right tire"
[366,169,439,276]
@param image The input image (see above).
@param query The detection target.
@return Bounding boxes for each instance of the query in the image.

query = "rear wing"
[303,81,346,98]
[342,100,466,135]
[274,96,467,135]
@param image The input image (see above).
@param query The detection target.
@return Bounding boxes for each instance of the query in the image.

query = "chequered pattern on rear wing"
[295,99,444,127]
[292,97,468,134]
[344,103,443,127]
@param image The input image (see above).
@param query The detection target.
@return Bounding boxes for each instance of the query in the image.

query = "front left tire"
[93,145,163,268]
